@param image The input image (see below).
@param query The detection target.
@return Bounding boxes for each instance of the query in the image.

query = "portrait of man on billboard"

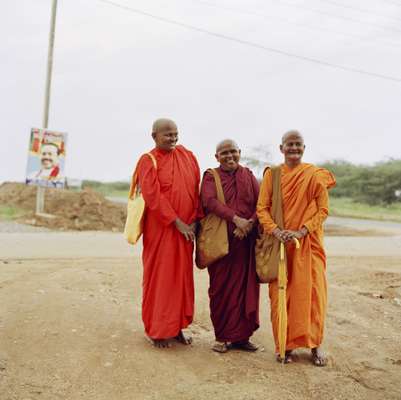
[26,128,67,188]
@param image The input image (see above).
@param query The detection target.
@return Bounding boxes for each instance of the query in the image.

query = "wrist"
[272,227,281,237]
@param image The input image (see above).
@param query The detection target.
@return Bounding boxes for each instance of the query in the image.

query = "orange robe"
[257,163,335,351]
[137,145,200,339]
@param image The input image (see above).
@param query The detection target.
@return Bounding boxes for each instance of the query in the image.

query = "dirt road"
[1,221,401,400]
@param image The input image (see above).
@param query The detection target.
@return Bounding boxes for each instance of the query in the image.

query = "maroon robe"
[200,165,260,342]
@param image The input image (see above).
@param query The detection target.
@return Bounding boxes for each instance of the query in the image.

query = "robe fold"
[137,145,200,339]
[201,165,260,343]
[257,163,336,351]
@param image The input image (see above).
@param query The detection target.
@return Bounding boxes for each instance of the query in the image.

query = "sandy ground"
[1,220,401,400]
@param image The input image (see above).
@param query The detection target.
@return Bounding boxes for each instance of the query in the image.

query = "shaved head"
[151,118,179,151]
[215,139,241,172]
[282,130,304,144]
[216,139,239,153]
[280,129,305,167]
[152,118,177,134]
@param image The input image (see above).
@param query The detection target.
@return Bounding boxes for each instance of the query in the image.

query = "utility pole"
[36,0,58,215]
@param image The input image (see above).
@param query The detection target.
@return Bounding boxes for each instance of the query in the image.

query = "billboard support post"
[36,0,58,215]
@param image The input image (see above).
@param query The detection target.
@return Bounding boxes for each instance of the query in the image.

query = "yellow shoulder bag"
[124,153,157,245]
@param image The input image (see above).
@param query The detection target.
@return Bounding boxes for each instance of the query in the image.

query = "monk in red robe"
[136,118,200,348]
[257,130,336,366]
[200,139,260,353]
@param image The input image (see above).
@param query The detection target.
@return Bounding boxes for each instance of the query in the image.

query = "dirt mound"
[0,182,127,231]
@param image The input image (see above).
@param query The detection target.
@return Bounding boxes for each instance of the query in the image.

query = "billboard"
[25,128,67,189]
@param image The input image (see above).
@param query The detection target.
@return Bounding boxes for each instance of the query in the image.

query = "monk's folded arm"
[137,156,178,226]
[200,173,236,221]
[303,186,329,233]
[256,170,278,234]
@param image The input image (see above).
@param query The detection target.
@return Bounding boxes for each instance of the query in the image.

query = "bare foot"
[311,347,327,367]
[276,350,293,364]
[174,330,192,345]
[151,338,171,348]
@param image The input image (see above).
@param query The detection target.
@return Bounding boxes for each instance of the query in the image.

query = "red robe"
[137,145,200,339]
[200,166,260,342]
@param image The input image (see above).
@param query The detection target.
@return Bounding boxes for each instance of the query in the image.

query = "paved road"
[328,216,401,233]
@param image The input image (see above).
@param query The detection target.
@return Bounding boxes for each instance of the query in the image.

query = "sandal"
[231,341,259,352]
[311,348,327,367]
[276,350,293,364]
[212,342,229,353]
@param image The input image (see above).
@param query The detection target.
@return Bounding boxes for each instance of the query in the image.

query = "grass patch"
[82,180,129,200]
[330,197,401,222]
[0,205,27,221]
[93,188,128,199]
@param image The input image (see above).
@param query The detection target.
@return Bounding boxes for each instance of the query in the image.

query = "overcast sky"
[1,0,401,182]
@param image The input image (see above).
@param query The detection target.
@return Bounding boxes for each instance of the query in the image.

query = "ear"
[151,132,157,140]
[214,153,219,162]
[238,149,241,155]
[279,144,284,153]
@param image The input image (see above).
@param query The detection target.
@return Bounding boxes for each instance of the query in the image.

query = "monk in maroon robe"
[136,118,200,348]
[200,139,260,353]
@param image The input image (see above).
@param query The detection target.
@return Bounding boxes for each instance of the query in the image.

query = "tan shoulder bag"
[255,166,284,283]
[196,169,229,269]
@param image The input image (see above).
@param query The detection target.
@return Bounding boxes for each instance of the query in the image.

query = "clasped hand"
[272,227,308,243]
[175,219,196,241]
[233,215,254,240]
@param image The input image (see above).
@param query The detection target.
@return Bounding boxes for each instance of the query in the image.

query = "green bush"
[319,159,401,205]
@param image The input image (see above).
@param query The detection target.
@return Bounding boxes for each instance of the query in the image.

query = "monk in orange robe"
[257,130,336,366]
[136,118,200,348]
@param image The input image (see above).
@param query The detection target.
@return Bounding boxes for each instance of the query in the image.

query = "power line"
[95,0,401,83]
[274,0,401,34]
[191,0,401,49]
[315,0,401,23]
[382,0,401,7]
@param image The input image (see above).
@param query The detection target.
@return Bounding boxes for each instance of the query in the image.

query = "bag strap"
[208,168,226,205]
[271,166,284,230]
[128,153,157,199]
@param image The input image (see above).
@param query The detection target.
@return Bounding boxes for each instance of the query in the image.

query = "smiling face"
[215,140,241,172]
[151,119,178,151]
[280,131,305,167]
[40,144,59,170]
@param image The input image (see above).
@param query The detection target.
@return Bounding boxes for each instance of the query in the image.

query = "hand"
[175,218,195,241]
[189,222,198,234]
[233,227,245,240]
[272,227,286,243]
[279,228,308,241]
[233,216,254,234]
[272,228,294,243]
[292,227,308,240]
[233,215,250,232]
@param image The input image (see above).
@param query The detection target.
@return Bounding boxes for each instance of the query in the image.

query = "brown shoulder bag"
[196,169,229,269]
[255,166,285,283]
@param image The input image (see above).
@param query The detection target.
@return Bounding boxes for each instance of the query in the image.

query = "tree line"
[83,158,401,206]
[318,159,401,205]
